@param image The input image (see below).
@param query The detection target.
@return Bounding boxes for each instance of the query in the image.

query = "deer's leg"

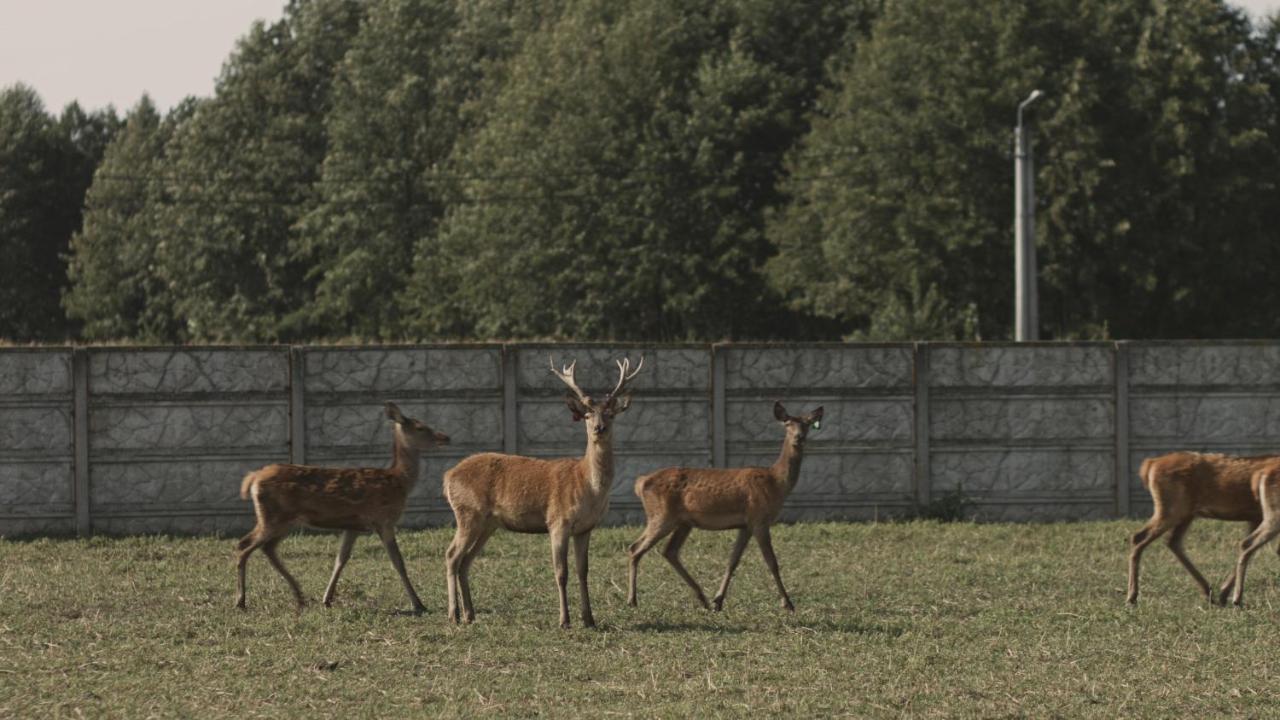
[754,526,794,612]
[1229,517,1280,607]
[1164,519,1213,604]
[662,525,710,610]
[321,530,359,608]
[376,525,426,615]
[261,536,305,610]
[1218,520,1260,604]
[457,525,495,624]
[1127,514,1177,606]
[712,528,751,612]
[572,531,596,629]
[234,529,263,610]
[445,521,472,624]
[550,526,572,629]
[626,518,676,607]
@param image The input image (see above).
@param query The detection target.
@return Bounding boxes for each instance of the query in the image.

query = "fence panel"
[300,345,505,529]
[1127,342,1280,515]
[86,348,290,535]
[4,341,1280,535]
[928,344,1116,520]
[0,350,75,536]
[721,345,916,521]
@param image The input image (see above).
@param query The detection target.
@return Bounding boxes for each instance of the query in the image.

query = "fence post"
[1114,341,1131,518]
[712,345,727,468]
[73,348,91,537]
[913,343,931,513]
[289,346,306,465]
[503,345,519,455]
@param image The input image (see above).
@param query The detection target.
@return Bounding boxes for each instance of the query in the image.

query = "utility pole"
[1015,89,1044,341]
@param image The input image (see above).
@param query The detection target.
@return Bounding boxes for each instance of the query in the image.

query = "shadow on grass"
[627,621,748,634]
[786,619,907,637]
[624,618,906,637]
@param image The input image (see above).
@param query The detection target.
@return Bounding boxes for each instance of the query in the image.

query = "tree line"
[2,0,1278,344]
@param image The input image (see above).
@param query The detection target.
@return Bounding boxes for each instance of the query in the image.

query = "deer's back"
[1143,452,1277,522]
[636,466,782,529]
[444,452,589,532]
[252,464,411,530]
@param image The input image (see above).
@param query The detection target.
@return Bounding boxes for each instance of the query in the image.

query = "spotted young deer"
[1127,451,1280,607]
[628,401,823,612]
[235,402,450,613]
[443,355,643,628]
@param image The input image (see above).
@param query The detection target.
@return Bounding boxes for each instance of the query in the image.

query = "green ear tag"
[812,420,821,430]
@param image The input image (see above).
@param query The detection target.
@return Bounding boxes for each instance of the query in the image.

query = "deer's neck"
[390,432,420,487]
[770,439,805,491]
[581,437,614,494]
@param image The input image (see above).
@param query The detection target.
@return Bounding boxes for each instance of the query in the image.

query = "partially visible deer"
[443,355,643,629]
[627,401,823,612]
[1127,451,1280,607]
[235,401,450,614]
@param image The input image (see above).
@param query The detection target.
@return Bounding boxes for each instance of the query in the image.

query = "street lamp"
[1015,89,1044,341]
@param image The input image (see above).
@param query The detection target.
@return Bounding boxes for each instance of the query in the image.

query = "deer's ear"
[809,406,824,429]
[565,394,589,422]
[773,401,789,422]
[385,401,405,424]
[612,394,632,414]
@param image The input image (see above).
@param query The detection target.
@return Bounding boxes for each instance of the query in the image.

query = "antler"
[606,355,644,402]
[549,355,590,404]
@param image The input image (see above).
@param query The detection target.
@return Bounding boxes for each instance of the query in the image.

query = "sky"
[1,0,1279,115]
[0,1,287,113]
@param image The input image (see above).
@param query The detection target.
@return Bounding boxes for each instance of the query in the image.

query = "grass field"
[4,520,1280,717]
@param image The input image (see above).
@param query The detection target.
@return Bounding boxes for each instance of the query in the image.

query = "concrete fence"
[2,342,1277,536]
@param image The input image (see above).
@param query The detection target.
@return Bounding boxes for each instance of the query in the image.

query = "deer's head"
[551,355,644,441]
[385,402,451,450]
[774,401,823,450]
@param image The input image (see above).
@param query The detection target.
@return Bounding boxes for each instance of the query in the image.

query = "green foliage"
[767,0,1280,340]
[409,0,873,340]
[297,0,563,340]
[0,86,119,340]
[148,0,365,342]
[64,97,194,340]
[919,483,972,522]
[18,0,1280,342]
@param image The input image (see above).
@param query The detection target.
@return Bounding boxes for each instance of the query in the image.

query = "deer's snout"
[435,432,451,445]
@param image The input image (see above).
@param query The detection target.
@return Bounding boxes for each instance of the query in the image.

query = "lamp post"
[1015,89,1044,341]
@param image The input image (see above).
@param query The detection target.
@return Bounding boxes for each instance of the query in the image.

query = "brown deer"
[627,401,823,612]
[235,401,450,614]
[442,355,643,629]
[1127,451,1280,607]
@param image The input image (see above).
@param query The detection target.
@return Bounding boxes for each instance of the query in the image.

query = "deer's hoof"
[711,598,724,612]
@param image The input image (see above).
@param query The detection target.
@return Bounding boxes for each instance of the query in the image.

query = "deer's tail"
[240,469,264,500]
[1138,457,1156,490]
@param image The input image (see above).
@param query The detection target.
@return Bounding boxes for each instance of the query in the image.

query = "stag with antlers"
[442,355,644,628]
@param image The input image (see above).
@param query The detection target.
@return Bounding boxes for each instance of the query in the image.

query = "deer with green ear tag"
[627,401,824,612]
